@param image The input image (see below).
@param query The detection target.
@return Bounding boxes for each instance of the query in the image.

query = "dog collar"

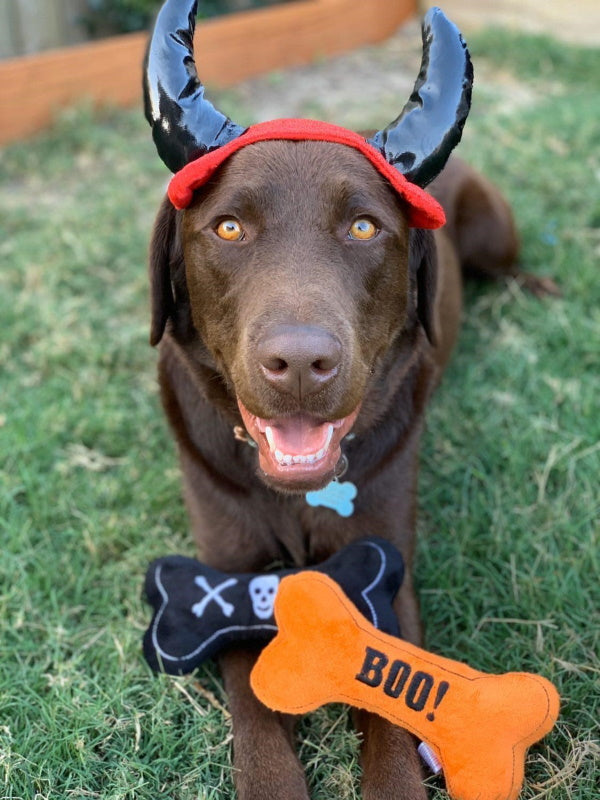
[168,118,446,229]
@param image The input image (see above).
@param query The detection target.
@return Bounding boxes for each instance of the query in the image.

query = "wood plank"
[196,0,416,84]
[0,0,416,146]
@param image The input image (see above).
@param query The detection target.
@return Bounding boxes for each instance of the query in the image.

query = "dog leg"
[357,711,428,800]
[433,157,560,297]
[220,648,310,800]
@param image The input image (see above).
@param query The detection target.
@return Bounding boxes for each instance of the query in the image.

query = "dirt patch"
[228,19,424,129]
[224,17,551,129]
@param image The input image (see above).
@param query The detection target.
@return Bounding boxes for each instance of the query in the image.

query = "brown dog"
[143,3,537,799]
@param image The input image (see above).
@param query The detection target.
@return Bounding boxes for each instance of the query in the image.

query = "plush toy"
[143,536,403,674]
[251,572,560,800]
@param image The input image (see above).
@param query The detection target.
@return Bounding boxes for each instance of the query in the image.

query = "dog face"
[145,2,472,496]
[171,139,430,492]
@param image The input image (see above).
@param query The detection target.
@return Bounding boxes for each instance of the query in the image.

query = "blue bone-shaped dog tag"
[305,480,357,517]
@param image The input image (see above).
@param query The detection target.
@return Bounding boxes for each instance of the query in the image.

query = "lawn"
[0,26,598,800]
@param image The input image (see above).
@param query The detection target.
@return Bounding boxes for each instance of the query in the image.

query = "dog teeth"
[265,426,276,452]
[271,424,335,467]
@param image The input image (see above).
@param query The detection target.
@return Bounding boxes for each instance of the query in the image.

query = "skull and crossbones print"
[190,574,280,620]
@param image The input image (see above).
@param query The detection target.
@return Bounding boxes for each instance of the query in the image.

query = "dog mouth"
[237,399,360,491]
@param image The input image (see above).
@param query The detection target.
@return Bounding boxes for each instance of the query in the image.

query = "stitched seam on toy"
[441,673,557,800]
[504,675,556,797]
[360,540,387,628]
[160,624,278,664]
[151,564,276,663]
[306,572,472,681]
[150,563,169,659]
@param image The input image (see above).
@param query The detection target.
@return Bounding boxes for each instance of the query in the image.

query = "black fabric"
[143,536,404,675]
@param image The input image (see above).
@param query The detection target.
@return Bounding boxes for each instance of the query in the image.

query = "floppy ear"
[149,195,182,346]
[409,228,438,346]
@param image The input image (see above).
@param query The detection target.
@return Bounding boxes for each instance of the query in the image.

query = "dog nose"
[257,324,342,400]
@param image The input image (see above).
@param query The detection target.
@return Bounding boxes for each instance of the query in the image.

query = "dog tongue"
[267,416,331,456]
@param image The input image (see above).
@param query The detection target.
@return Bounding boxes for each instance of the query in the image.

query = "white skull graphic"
[248,575,279,619]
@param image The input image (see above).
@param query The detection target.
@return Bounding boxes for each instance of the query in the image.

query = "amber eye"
[216,219,244,241]
[349,218,378,240]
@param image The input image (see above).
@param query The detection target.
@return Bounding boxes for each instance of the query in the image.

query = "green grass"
[1,29,599,800]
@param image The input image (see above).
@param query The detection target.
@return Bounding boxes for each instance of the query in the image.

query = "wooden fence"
[0,0,416,146]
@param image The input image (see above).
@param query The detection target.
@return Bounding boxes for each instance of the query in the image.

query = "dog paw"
[514,272,562,298]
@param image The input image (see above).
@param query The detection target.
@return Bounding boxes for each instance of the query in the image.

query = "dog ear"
[149,196,182,346]
[409,228,438,346]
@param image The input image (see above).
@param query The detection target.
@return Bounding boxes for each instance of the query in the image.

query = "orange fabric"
[168,118,446,229]
[251,572,560,800]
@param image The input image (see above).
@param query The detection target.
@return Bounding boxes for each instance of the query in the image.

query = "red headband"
[168,118,446,229]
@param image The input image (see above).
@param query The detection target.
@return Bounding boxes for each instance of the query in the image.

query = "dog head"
[145,1,471,493]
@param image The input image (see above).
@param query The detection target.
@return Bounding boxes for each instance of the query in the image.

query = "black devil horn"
[143,0,246,173]
[368,7,473,188]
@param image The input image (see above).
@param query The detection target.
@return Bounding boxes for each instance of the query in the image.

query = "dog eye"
[348,218,378,240]
[216,219,244,241]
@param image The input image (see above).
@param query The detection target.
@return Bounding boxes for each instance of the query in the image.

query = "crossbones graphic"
[192,576,238,618]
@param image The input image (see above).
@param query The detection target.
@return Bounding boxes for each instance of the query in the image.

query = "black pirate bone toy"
[143,537,404,674]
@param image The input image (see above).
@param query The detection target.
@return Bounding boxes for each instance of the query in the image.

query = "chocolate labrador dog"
[143,2,534,798]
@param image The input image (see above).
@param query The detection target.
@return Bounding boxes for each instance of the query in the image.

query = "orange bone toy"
[251,572,559,800]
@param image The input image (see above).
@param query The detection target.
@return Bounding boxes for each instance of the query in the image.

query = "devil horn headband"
[144,1,472,193]
[143,0,246,172]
